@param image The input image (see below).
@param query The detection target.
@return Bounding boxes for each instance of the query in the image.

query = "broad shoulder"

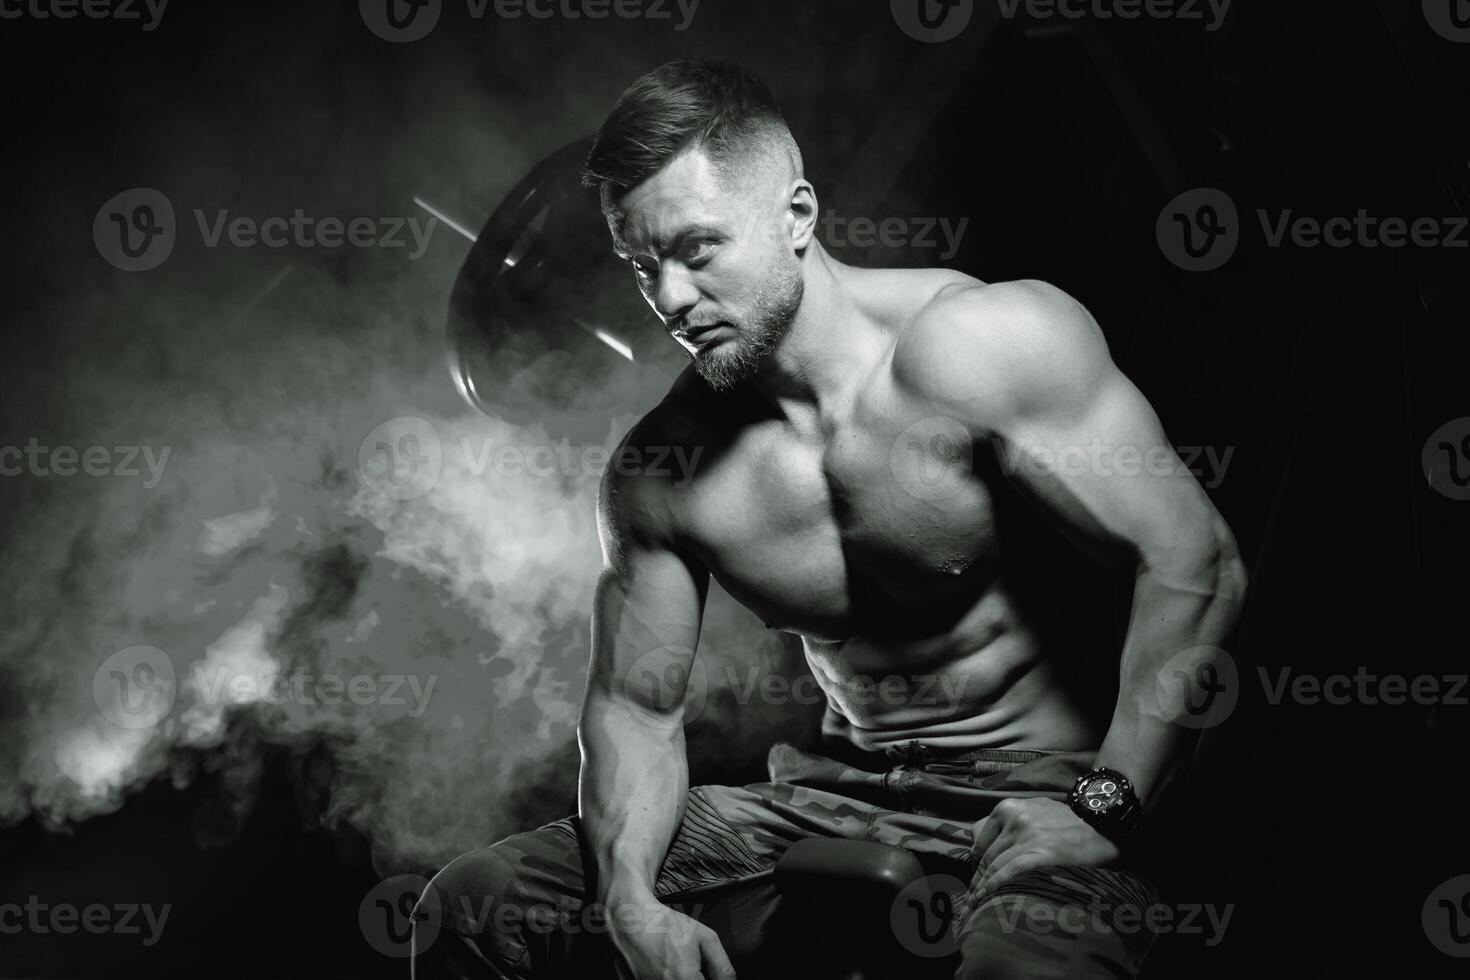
[890,278,1113,419]
[596,366,716,552]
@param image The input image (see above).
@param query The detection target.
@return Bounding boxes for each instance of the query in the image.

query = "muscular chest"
[682,393,1001,639]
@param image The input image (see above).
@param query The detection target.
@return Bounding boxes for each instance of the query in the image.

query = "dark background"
[1,1,1467,977]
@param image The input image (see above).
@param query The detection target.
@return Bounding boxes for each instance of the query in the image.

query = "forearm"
[1095,550,1246,808]
[577,692,689,905]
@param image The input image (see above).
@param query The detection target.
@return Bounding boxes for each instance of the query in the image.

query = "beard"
[691,254,804,392]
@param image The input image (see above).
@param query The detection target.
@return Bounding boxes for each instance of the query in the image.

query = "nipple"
[938,556,971,577]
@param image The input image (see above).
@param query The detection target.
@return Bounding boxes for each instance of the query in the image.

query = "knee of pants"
[411,846,538,977]
[412,921,529,980]
[955,867,1158,980]
[957,900,1099,980]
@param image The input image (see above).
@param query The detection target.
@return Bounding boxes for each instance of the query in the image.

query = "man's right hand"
[606,896,736,980]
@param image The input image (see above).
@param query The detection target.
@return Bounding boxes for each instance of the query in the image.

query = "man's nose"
[653,265,699,322]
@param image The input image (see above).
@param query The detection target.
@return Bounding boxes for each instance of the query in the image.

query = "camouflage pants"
[411,740,1162,979]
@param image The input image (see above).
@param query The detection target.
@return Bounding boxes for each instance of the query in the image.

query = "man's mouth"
[681,321,727,342]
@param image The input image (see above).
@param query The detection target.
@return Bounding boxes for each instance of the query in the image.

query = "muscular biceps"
[582,449,710,729]
[898,280,1244,595]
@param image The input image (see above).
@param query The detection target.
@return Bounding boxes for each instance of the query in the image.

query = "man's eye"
[632,261,657,280]
[681,240,715,265]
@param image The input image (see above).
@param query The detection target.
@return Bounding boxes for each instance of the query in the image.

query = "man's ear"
[789,180,818,250]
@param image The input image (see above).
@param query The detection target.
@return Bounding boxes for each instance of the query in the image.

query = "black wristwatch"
[1067,767,1145,844]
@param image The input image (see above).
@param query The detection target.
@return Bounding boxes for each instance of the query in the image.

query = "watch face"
[1078,776,1122,813]
[1071,770,1141,840]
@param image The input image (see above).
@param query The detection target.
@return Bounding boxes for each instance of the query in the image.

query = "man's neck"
[744,247,886,434]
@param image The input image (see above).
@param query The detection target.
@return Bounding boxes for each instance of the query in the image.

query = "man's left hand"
[968,798,1120,906]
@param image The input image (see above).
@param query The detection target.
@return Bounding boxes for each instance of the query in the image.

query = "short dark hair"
[581,60,794,197]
